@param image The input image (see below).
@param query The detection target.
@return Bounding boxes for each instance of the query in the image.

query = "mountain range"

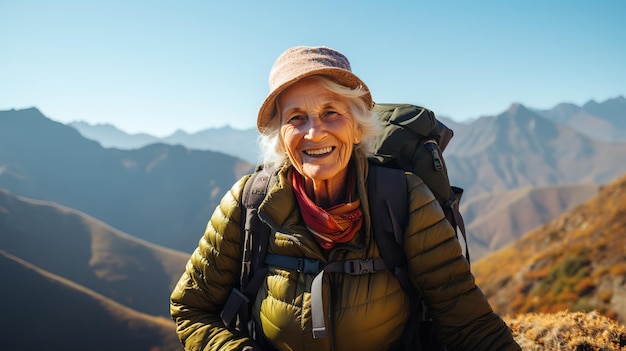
[69,121,260,164]
[3,97,625,257]
[1,96,625,349]
[0,107,253,252]
[533,96,626,142]
[69,96,626,165]
[443,101,626,199]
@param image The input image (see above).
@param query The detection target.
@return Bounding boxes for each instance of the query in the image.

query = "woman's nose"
[304,116,325,139]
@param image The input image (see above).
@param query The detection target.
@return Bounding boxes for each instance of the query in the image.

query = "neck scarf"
[292,171,363,249]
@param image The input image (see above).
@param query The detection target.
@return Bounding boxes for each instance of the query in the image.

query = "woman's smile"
[303,146,334,156]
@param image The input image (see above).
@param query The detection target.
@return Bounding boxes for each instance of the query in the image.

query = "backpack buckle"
[299,259,322,274]
[344,259,375,275]
[424,140,444,171]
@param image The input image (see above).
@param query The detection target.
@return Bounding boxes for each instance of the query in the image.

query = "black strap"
[367,164,411,294]
[240,168,273,288]
[447,186,470,265]
[221,167,274,330]
[265,254,323,274]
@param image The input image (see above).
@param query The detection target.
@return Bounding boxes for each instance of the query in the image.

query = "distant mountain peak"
[70,121,120,130]
[501,103,542,122]
[5,106,39,112]
[505,102,535,115]
[583,95,626,108]
[2,106,44,117]
[169,129,191,137]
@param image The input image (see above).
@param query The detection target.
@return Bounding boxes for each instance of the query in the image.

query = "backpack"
[372,103,467,259]
[220,103,467,350]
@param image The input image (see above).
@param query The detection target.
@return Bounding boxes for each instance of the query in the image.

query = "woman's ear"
[277,129,286,153]
[354,126,362,144]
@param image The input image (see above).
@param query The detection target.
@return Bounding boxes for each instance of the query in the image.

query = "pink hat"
[257,46,373,133]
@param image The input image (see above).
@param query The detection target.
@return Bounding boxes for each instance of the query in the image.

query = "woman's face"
[278,78,361,194]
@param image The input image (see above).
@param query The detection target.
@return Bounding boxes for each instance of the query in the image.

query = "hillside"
[463,183,599,260]
[473,172,626,324]
[0,250,182,351]
[0,187,189,317]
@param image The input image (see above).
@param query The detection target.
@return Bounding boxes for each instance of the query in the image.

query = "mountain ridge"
[0,107,253,252]
[444,102,626,198]
[0,187,189,317]
[533,95,626,142]
[58,95,626,163]
[462,183,599,260]
[3,97,626,257]
[0,249,182,351]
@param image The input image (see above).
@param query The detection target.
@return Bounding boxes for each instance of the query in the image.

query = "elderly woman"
[170,46,520,351]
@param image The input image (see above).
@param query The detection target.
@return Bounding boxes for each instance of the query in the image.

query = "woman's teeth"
[305,147,333,156]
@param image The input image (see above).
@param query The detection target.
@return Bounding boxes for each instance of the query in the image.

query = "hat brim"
[256,67,373,133]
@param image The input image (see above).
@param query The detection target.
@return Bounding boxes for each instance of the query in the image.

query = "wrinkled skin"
[278,77,362,208]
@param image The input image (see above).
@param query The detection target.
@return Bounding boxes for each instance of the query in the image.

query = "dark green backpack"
[372,103,467,260]
[220,103,467,350]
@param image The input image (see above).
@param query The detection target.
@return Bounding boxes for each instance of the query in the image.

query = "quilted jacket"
[169,154,520,351]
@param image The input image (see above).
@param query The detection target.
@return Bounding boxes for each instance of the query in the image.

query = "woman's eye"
[322,111,338,118]
[287,114,306,123]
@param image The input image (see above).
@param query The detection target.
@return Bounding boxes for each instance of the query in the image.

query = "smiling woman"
[169,45,521,351]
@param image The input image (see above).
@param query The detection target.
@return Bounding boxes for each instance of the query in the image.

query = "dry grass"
[505,311,626,350]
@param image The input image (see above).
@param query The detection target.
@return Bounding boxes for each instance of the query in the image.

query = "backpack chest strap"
[265,253,387,339]
[265,253,387,275]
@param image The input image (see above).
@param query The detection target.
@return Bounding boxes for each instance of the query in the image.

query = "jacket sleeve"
[169,175,261,351]
[403,174,520,351]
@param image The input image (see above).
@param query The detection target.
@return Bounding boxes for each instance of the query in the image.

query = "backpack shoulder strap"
[240,167,273,289]
[367,163,413,295]
[221,166,274,330]
[369,163,449,350]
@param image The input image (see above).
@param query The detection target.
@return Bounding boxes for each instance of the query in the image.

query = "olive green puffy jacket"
[170,156,520,351]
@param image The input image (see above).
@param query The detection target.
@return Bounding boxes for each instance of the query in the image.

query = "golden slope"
[473,173,626,324]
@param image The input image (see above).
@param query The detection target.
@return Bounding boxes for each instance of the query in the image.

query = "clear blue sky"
[1,1,624,136]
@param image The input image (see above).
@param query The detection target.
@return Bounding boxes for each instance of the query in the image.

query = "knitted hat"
[257,46,373,133]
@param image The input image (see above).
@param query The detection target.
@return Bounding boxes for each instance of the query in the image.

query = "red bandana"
[292,172,363,249]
